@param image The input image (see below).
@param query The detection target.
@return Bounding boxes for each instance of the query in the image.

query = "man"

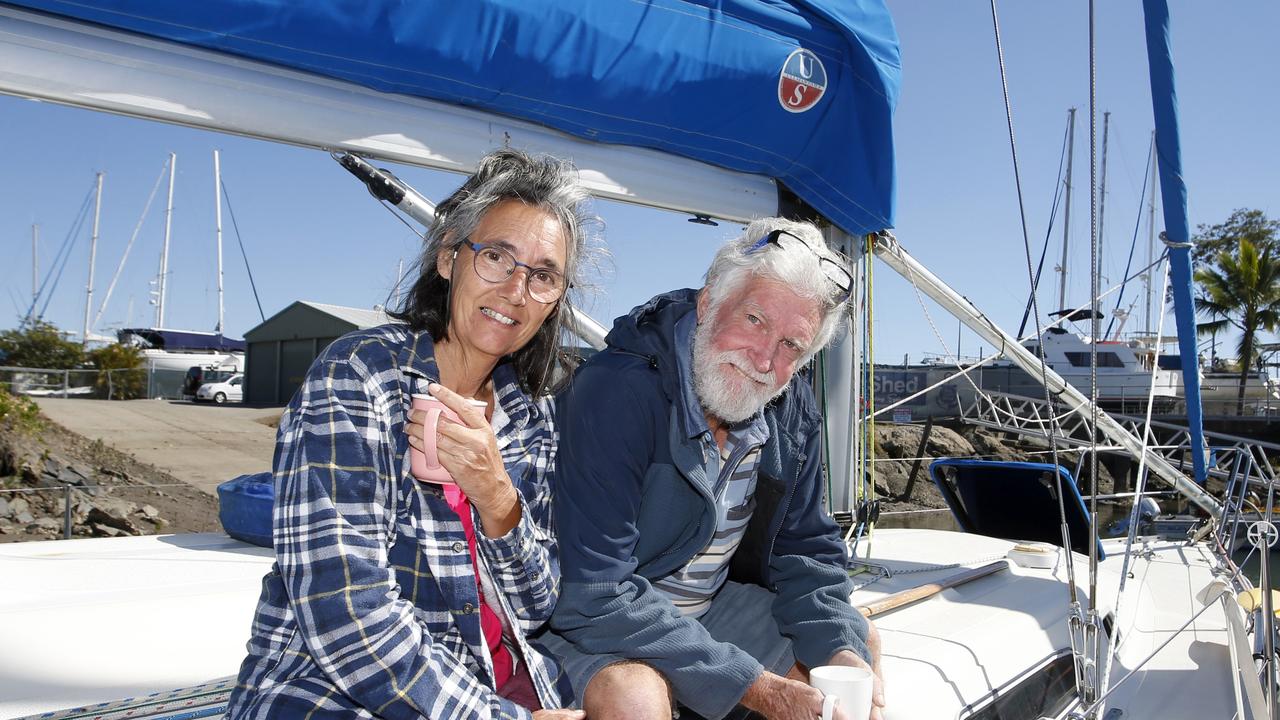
[547,218,884,720]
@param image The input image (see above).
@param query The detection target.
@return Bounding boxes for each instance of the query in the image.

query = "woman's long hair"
[390,149,596,396]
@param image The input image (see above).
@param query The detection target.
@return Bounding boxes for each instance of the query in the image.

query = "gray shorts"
[536,581,794,716]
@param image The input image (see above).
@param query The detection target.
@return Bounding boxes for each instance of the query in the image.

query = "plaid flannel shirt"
[228,324,563,720]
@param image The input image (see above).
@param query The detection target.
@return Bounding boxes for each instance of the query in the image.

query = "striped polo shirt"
[654,418,769,618]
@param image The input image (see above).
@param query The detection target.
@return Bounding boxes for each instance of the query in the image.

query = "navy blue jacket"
[551,289,868,719]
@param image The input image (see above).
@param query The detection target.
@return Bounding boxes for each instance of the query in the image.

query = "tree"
[1195,238,1280,415]
[87,343,146,399]
[0,320,85,369]
[1193,208,1279,270]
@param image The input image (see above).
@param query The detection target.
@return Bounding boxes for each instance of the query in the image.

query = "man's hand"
[826,620,885,720]
[741,671,848,720]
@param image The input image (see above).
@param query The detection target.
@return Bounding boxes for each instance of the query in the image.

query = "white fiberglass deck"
[0,533,273,718]
[0,528,1245,719]
[851,528,1242,719]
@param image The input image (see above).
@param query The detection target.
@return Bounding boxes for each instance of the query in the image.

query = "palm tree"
[1195,238,1280,415]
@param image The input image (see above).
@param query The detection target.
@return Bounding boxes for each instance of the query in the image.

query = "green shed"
[244,301,392,405]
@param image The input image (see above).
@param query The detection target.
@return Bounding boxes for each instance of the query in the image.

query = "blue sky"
[1,1,1275,365]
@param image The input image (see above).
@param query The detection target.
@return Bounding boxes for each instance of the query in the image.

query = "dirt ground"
[0,398,282,543]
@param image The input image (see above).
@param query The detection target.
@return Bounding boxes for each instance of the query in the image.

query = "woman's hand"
[405,382,521,537]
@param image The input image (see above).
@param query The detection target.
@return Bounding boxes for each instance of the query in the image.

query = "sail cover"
[5,0,900,235]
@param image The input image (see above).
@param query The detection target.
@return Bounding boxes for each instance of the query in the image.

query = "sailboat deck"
[0,529,1244,719]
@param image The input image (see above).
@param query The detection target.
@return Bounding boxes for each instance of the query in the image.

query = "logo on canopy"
[778,48,827,113]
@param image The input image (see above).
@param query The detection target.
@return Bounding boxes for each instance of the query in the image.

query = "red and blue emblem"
[778,48,827,113]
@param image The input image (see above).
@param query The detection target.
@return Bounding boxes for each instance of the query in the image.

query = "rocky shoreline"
[0,396,1160,544]
[870,420,1125,513]
[0,400,220,542]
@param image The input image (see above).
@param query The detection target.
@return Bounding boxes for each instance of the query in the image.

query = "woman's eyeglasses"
[745,230,853,302]
[460,241,567,304]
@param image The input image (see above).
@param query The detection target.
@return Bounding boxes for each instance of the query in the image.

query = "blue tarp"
[217,472,274,548]
[6,0,900,235]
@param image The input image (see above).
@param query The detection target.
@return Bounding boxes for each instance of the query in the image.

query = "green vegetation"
[1194,208,1279,270]
[87,343,146,400]
[0,385,43,434]
[1195,227,1280,415]
[0,320,84,370]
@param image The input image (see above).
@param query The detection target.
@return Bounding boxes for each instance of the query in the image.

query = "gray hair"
[392,148,601,394]
[702,217,851,356]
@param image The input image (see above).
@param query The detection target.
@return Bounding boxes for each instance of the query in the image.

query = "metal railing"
[0,365,149,400]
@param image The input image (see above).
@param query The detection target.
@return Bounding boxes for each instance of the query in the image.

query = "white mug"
[810,665,873,720]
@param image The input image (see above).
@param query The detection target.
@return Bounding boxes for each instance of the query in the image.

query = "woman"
[227,149,595,720]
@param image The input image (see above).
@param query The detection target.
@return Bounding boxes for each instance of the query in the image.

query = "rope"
[866,239,877,545]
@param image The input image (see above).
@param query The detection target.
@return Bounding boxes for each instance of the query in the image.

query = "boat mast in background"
[214,150,224,335]
[1097,111,1111,288]
[1056,107,1076,313]
[82,171,102,346]
[154,152,175,327]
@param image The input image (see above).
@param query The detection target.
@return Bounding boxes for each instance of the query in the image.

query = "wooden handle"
[856,561,1008,618]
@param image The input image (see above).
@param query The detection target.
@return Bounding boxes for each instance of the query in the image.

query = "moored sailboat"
[0,2,1267,719]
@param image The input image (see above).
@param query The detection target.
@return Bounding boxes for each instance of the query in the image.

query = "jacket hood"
[604,288,699,400]
[605,288,699,358]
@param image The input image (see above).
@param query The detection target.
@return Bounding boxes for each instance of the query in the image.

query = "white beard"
[691,319,787,424]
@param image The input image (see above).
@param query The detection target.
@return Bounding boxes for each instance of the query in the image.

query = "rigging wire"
[219,178,266,324]
[1103,138,1155,338]
[22,180,96,327]
[1087,0,1102,615]
[1017,115,1072,338]
[35,184,97,325]
[987,0,1076,609]
[1097,251,1171,704]
[881,253,1167,423]
[94,157,169,330]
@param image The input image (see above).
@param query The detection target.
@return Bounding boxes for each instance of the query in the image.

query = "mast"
[1096,111,1111,294]
[82,172,103,346]
[156,152,175,327]
[1144,131,1158,336]
[214,150,224,335]
[1056,107,1076,312]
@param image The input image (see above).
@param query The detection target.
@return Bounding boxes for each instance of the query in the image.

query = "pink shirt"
[442,484,515,687]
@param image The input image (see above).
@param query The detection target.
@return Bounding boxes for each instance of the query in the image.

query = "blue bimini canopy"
[6,0,900,235]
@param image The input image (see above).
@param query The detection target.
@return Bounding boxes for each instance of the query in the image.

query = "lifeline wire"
[1098,247,1172,704]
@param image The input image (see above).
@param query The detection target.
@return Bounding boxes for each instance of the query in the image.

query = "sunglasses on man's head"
[744,230,853,302]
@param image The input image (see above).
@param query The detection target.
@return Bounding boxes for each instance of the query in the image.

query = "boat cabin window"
[962,652,1077,720]
[1158,354,1183,370]
[1065,351,1124,368]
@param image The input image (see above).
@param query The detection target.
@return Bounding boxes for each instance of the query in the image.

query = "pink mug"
[408,393,487,484]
